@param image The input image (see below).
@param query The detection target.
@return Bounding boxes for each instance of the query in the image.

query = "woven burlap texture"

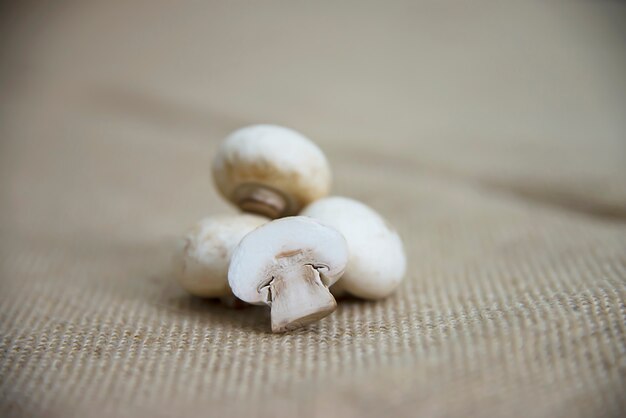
[1,1,625,417]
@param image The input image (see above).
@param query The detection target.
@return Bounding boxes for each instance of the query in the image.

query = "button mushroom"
[301,196,406,299]
[228,216,348,332]
[174,214,268,304]
[212,124,331,219]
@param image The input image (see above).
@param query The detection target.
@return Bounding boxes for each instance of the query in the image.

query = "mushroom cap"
[228,216,348,304]
[301,197,406,299]
[212,125,331,216]
[174,214,268,297]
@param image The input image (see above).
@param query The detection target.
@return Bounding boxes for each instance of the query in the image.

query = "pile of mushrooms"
[174,124,406,332]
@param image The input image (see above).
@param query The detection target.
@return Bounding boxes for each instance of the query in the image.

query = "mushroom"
[228,216,348,332]
[212,124,331,219]
[174,214,268,304]
[301,196,406,299]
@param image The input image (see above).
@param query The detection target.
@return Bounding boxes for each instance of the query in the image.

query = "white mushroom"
[212,124,331,219]
[228,216,348,332]
[174,214,268,304]
[301,197,406,299]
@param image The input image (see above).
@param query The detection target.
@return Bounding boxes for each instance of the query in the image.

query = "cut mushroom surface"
[301,196,406,299]
[228,216,348,332]
[174,214,268,298]
[212,125,331,219]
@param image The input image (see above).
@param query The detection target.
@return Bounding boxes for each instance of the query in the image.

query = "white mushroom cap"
[174,214,268,298]
[301,197,406,299]
[212,125,331,218]
[229,216,348,332]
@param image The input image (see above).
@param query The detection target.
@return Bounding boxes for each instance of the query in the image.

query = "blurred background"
[1,1,625,417]
[2,0,625,237]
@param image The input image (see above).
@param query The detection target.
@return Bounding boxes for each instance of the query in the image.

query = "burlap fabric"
[1,1,625,417]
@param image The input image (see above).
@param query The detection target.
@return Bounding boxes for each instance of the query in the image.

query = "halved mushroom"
[228,216,348,332]
[301,197,406,299]
[174,214,268,304]
[212,124,331,219]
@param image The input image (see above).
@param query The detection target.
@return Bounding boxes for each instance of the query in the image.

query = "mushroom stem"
[269,265,337,332]
[234,184,288,219]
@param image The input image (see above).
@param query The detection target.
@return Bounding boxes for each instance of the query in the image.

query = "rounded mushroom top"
[228,216,348,305]
[301,197,406,299]
[174,214,268,297]
[212,125,331,218]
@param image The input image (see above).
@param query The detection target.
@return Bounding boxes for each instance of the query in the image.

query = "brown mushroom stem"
[269,265,337,332]
[234,184,288,219]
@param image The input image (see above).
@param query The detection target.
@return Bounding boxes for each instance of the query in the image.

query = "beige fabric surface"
[1,1,625,417]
